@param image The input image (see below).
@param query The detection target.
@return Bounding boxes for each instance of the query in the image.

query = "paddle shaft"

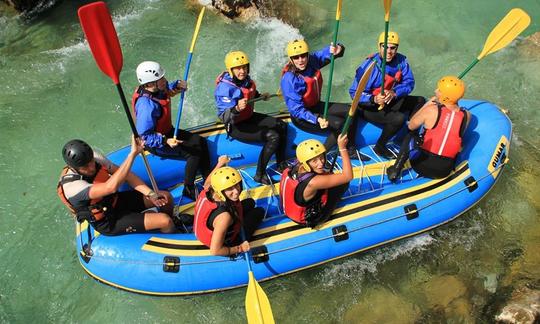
[322,0,343,119]
[116,83,159,192]
[246,93,278,104]
[173,7,205,139]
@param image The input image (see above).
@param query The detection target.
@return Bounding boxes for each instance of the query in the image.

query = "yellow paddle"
[242,231,275,324]
[458,8,530,79]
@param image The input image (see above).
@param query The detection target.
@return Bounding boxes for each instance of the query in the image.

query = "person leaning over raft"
[132,61,211,200]
[57,137,176,235]
[279,134,353,228]
[350,31,425,159]
[281,39,365,159]
[387,76,471,181]
[215,50,288,185]
[194,157,264,256]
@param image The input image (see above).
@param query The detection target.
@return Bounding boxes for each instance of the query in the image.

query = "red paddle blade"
[78,1,123,85]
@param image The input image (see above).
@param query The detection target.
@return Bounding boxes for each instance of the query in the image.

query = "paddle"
[173,7,206,140]
[78,1,159,192]
[458,8,530,79]
[377,0,392,111]
[246,93,279,104]
[329,61,376,171]
[241,230,275,324]
[322,0,343,119]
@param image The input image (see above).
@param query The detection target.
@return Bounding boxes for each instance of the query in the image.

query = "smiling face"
[378,43,398,63]
[231,65,248,81]
[307,153,326,174]
[222,183,242,201]
[290,53,309,71]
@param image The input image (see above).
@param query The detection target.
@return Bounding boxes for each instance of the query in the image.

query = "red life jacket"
[421,104,466,159]
[368,54,402,96]
[282,65,323,108]
[57,165,118,223]
[215,72,257,123]
[131,86,173,135]
[279,168,328,225]
[194,189,244,248]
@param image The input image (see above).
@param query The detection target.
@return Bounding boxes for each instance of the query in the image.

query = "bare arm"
[305,134,353,196]
[88,137,144,199]
[408,100,437,131]
[202,155,231,190]
[209,212,250,256]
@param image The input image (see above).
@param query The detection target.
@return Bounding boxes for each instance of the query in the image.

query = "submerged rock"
[1,0,60,18]
[344,288,420,323]
[517,32,540,60]
[495,287,540,323]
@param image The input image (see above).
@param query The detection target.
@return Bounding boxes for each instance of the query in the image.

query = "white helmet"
[136,61,165,85]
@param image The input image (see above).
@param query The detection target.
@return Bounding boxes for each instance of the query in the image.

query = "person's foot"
[277,161,289,173]
[253,173,272,185]
[182,185,197,200]
[346,147,371,161]
[374,145,395,159]
[386,165,399,182]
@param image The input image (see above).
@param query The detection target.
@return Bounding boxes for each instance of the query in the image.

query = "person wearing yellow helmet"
[279,134,352,227]
[215,51,288,185]
[349,31,425,159]
[132,60,211,200]
[387,76,471,181]
[281,39,367,161]
[194,157,264,256]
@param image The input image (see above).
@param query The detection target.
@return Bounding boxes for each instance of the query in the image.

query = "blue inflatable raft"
[74,99,510,295]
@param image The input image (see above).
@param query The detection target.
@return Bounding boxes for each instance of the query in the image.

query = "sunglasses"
[380,44,398,51]
[291,53,308,60]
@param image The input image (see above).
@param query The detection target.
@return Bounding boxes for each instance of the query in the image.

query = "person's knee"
[264,129,280,144]
[390,112,406,127]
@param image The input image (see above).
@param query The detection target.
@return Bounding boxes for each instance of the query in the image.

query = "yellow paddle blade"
[335,0,342,20]
[478,8,531,60]
[383,0,392,22]
[350,61,376,117]
[245,271,275,324]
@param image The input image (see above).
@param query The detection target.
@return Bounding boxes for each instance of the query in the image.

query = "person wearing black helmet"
[57,136,176,235]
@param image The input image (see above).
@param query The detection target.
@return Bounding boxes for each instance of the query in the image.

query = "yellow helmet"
[210,166,243,201]
[437,76,465,104]
[296,139,326,171]
[225,51,249,76]
[378,31,400,45]
[286,39,309,58]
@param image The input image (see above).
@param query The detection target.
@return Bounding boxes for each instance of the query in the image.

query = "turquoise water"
[1,0,539,322]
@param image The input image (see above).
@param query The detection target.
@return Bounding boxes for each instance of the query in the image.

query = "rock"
[1,0,60,17]
[344,288,419,323]
[192,0,303,24]
[517,32,540,59]
[495,287,540,323]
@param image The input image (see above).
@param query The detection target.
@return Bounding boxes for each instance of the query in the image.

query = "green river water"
[1,0,539,322]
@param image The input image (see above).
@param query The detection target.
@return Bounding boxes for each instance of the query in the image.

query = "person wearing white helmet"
[132,61,211,200]
[349,31,425,159]
[386,76,471,181]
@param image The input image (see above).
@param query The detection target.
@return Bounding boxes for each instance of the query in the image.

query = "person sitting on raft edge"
[57,136,177,235]
[387,76,471,181]
[214,50,288,185]
[132,61,211,200]
[279,134,353,228]
[194,156,264,256]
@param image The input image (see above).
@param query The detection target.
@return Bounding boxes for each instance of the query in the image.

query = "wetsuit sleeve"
[350,58,378,104]
[280,72,318,124]
[135,97,164,148]
[214,81,241,117]
[311,43,345,69]
[393,55,415,98]
[167,80,180,91]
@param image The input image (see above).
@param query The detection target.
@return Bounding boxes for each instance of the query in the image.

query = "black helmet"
[62,139,94,168]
